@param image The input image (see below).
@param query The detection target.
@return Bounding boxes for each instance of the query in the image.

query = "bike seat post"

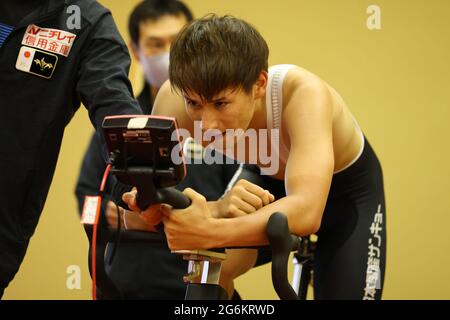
[292,235,317,299]
[173,249,228,300]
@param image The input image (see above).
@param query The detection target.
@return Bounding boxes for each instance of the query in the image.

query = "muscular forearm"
[212,195,318,248]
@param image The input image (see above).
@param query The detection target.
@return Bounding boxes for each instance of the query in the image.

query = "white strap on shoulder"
[266,64,296,163]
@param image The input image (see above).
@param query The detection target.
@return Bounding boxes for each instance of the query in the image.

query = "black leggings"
[236,136,386,300]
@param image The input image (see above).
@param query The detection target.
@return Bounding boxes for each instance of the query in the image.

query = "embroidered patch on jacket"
[21,24,76,57]
[16,46,58,79]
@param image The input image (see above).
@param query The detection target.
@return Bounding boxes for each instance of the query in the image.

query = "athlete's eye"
[185,99,200,108]
[214,101,228,108]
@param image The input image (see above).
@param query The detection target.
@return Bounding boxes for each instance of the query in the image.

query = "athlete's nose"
[200,109,222,133]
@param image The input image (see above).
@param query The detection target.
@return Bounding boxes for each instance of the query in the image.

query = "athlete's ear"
[253,71,268,99]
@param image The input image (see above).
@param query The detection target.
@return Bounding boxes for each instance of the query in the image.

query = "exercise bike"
[83,115,315,300]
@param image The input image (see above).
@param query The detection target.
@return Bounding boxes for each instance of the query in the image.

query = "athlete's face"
[183,89,256,149]
[184,87,253,135]
[182,72,268,148]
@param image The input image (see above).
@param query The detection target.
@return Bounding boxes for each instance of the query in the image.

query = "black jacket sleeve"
[75,12,142,131]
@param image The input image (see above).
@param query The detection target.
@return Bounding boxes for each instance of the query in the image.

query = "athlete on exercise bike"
[119,15,386,300]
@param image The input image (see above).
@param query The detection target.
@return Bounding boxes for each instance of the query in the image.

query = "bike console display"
[102,115,187,210]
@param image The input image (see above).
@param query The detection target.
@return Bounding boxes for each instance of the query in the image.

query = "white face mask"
[138,51,170,89]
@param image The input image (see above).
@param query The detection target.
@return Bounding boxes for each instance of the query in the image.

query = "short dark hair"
[169,14,269,101]
[128,0,193,44]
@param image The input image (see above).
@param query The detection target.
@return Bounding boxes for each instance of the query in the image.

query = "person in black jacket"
[0,0,143,298]
[75,0,240,299]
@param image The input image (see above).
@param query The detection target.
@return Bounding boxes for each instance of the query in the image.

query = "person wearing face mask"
[138,46,170,89]
[74,0,241,299]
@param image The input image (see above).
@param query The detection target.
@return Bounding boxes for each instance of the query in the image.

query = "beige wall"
[4,0,450,299]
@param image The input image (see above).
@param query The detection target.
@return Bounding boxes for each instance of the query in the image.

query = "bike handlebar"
[267,212,301,300]
[155,188,191,209]
[118,187,191,244]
